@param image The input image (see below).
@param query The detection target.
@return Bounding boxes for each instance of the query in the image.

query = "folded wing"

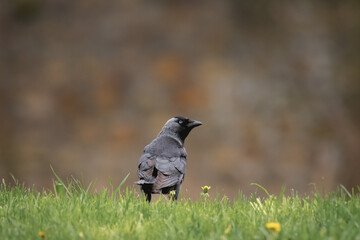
[137,152,186,193]
[152,155,186,192]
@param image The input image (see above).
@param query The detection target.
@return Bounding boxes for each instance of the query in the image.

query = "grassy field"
[1,174,360,240]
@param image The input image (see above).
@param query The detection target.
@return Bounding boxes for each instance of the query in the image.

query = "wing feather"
[137,135,188,192]
[152,155,186,191]
[137,153,156,184]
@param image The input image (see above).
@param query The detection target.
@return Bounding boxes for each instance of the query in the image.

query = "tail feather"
[135,179,155,185]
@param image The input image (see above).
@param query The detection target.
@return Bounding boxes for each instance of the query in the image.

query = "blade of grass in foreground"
[251,182,271,197]
[50,165,72,196]
[110,173,130,200]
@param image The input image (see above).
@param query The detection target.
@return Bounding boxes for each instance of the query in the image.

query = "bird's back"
[137,135,187,193]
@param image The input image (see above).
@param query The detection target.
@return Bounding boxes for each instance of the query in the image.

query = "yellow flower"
[38,231,45,238]
[201,186,211,193]
[169,190,176,200]
[266,222,281,232]
[224,225,231,234]
[79,232,84,238]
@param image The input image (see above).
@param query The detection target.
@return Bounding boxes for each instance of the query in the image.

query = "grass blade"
[250,183,270,197]
[50,165,71,196]
[114,173,130,194]
[340,184,352,198]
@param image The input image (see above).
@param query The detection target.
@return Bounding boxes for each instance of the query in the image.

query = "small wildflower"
[79,232,84,238]
[169,190,176,200]
[224,225,231,234]
[266,222,281,232]
[38,231,45,239]
[201,186,211,194]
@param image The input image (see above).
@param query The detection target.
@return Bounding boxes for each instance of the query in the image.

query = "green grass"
[1,175,360,240]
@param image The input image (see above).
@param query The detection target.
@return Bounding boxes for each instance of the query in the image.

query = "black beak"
[187,120,202,129]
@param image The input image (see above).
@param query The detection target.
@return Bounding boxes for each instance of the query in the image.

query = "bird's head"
[159,116,202,143]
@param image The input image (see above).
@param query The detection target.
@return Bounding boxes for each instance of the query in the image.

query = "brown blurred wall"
[1,0,360,198]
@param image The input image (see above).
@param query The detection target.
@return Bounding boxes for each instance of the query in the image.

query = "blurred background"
[1,0,359,199]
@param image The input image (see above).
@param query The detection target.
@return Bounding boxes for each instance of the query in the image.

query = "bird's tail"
[135,179,155,185]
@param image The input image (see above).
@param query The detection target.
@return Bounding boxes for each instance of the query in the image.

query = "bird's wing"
[153,155,186,191]
[138,135,188,191]
[137,153,156,184]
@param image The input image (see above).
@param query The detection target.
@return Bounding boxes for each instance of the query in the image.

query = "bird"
[136,116,202,202]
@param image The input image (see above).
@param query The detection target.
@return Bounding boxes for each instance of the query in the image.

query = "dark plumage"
[136,116,202,202]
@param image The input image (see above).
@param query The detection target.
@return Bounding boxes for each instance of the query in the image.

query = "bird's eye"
[178,120,183,125]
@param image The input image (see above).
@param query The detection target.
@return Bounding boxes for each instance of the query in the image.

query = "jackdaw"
[136,116,202,202]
